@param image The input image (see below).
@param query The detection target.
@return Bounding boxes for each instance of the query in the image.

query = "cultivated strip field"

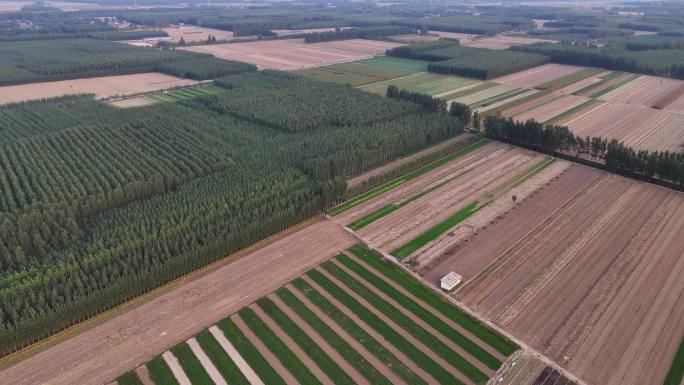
[597,74,684,110]
[463,35,551,50]
[0,219,356,385]
[163,26,236,43]
[110,84,225,108]
[354,56,430,72]
[295,62,413,86]
[114,245,518,385]
[455,174,684,385]
[180,39,402,70]
[513,94,592,123]
[361,72,479,96]
[271,28,339,36]
[493,64,586,89]
[0,72,197,105]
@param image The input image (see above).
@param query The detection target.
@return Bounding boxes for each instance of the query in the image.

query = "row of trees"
[303,26,414,43]
[482,115,684,188]
[386,85,447,113]
[0,70,463,355]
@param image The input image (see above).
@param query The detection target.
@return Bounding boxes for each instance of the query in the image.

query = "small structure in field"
[440,271,462,291]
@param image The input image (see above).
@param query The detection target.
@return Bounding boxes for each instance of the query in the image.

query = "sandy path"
[250,304,335,385]
[332,258,494,377]
[187,337,227,385]
[300,275,438,384]
[162,351,192,385]
[231,315,299,385]
[343,251,506,362]
[0,218,354,385]
[415,161,577,271]
[316,267,476,385]
[135,366,155,385]
[346,134,472,189]
[208,326,265,385]
[267,293,371,385]
[335,142,508,224]
[284,284,408,385]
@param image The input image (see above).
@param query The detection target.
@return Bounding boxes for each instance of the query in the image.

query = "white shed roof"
[440,271,462,290]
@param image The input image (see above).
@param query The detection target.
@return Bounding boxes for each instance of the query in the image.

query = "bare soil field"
[419,163,601,282]
[493,64,586,89]
[180,39,402,70]
[346,134,473,188]
[391,34,441,43]
[271,28,339,37]
[513,94,590,123]
[429,31,479,42]
[560,102,684,152]
[598,75,684,110]
[163,26,236,43]
[463,35,553,50]
[457,174,684,385]
[0,72,196,105]
[0,218,355,385]
[357,147,545,253]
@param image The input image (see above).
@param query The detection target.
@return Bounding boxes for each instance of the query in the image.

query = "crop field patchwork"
[295,62,414,86]
[445,83,523,108]
[354,56,431,72]
[110,85,225,107]
[492,64,587,89]
[114,245,517,385]
[360,72,480,96]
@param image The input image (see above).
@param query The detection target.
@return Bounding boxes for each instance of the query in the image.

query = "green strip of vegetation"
[239,308,322,385]
[480,90,550,117]
[590,74,640,98]
[348,244,518,356]
[468,88,528,109]
[336,253,501,370]
[663,336,684,385]
[116,372,143,385]
[392,201,479,260]
[306,269,459,385]
[170,342,214,385]
[146,356,180,385]
[544,99,597,125]
[330,138,488,216]
[539,67,603,90]
[439,82,496,101]
[256,297,355,385]
[602,71,624,81]
[291,278,427,385]
[276,288,393,385]
[322,262,486,384]
[216,318,287,385]
[196,331,251,385]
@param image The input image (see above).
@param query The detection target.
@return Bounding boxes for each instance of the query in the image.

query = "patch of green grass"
[306,269,460,385]
[392,202,479,260]
[256,297,355,385]
[438,82,496,100]
[590,74,640,98]
[468,88,527,109]
[116,372,143,385]
[276,288,393,385]
[348,244,518,356]
[196,330,251,385]
[664,336,684,385]
[330,138,488,216]
[355,56,430,72]
[322,262,487,384]
[336,253,502,370]
[601,71,624,81]
[538,68,603,90]
[291,278,427,385]
[543,99,597,125]
[146,356,180,385]
[170,342,213,385]
[239,308,322,385]
[216,318,287,385]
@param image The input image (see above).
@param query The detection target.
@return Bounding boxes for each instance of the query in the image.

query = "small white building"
[440,271,462,291]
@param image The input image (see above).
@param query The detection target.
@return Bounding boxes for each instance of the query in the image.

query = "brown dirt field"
[359,148,545,253]
[271,28,339,37]
[180,39,401,70]
[162,26,236,43]
[334,142,509,225]
[0,218,355,385]
[430,31,479,42]
[463,35,553,50]
[346,134,473,189]
[457,174,684,385]
[420,163,601,283]
[135,365,155,385]
[662,91,684,114]
[300,274,438,383]
[561,102,684,152]
[284,284,408,385]
[493,64,586,89]
[513,95,590,123]
[316,267,477,385]
[0,72,196,105]
[500,93,560,118]
[267,293,370,385]
[598,75,684,110]
[250,304,335,385]
[555,71,610,95]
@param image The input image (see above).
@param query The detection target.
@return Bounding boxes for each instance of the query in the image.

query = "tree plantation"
[0,71,463,356]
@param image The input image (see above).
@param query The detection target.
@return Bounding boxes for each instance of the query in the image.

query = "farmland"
[109,84,226,108]
[0,73,198,105]
[180,39,402,70]
[113,244,517,385]
[361,72,479,96]
[295,62,413,86]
